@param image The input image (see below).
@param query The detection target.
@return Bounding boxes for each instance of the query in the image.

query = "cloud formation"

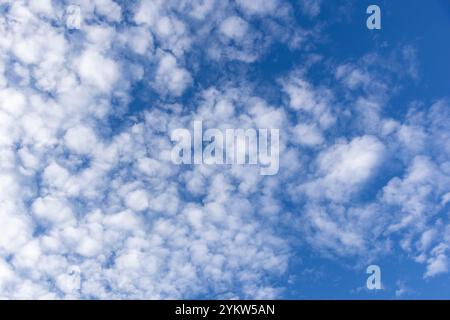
[0,0,448,299]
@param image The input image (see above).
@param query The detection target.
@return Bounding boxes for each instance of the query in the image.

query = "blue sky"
[0,0,449,299]
[281,0,450,299]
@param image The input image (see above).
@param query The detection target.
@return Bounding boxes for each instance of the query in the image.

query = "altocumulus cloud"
[0,0,449,299]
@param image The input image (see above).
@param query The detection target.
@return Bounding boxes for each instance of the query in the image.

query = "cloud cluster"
[0,0,299,298]
[0,0,448,299]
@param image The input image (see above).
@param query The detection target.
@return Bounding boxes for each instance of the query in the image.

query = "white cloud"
[125,189,149,212]
[299,0,321,18]
[282,76,335,129]
[425,248,448,278]
[383,156,447,232]
[28,0,55,17]
[32,196,75,226]
[302,135,386,202]
[236,0,279,15]
[94,0,122,22]
[292,123,324,147]
[122,26,154,55]
[75,49,119,93]
[318,136,385,186]
[64,125,99,155]
[220,16,249,40]
[153,51,192,96]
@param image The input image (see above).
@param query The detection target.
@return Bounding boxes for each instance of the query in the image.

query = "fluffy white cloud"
[292,123,324,147]
[319,136,385,185]
[425,244,449,278]
[124,189,149,212]
[283,77,335,129]
[153,52,192,96]
[301,135,386,202]
[32,196,75,226]
[75,49,120,93]
[220,16,249,40]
